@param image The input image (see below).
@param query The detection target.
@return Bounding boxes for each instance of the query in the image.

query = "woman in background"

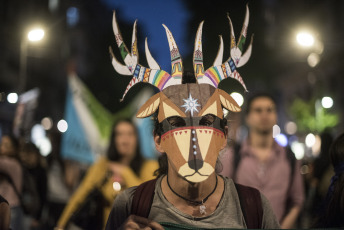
[55,119,158,230]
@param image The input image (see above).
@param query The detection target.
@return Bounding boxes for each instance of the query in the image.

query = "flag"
[61,74,113,163]
[61,73,157,164]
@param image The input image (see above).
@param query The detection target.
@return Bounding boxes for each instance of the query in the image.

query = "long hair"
[107,119,143,175]
[314,133,344,227]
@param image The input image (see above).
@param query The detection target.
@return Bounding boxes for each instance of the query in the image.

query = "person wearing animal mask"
[106,5,280,229]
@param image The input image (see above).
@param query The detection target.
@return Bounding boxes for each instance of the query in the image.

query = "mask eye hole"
[167,116,186,127]
[199,114,216,126]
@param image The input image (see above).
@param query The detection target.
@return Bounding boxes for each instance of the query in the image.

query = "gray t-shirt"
[106,176,280,229]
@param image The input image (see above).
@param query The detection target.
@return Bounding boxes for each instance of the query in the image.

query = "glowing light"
[28,29,45,42]
[312,135,321,157]
[275,133,288,147]
[66,7,80,27]
[272,124,281,138]
[31,124,46,143]
[321,96,333,109]
[305,133,316,148]
[57,120,68,133]
[296,32,314,47]
[285,121,298,135]
[41,117,53,130]
[307,53,320,67]
[223,108,229,118]
[7,93,18,104]
[113,182,121,191]
[291,142,305,160]
[36,137,52,156]
[230,92,244,107]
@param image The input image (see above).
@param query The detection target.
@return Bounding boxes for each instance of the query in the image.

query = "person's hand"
[108,162,125,183]
[120,215,164,230]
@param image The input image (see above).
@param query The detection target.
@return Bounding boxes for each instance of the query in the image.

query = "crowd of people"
[0,118,159,230]
[1,96,343,229]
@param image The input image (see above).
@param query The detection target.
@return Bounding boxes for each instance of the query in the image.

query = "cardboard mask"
[110,5,253,183]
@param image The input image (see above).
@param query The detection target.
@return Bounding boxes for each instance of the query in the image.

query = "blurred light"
[113,182,121,191]
[57,120,68,133]
[28,29,45,42]
[7,93,18,104]
[291,142,305,160]
[314,41,324,54]
[236,125,248,142]
[312,135,321,157]
[31,124,46,144]
[307,53,320,67]
[230,92,244,107]
[305,133,316,148]
[285,121,298,135]
[321,96,333,109]
[223,108,229,118]
[275,133,288,147]
[66,7,80,27]
[36,137,52,156]
[49,0,59,12]
[289,135,298,144]
[300,165,310,175]
[296,32,314,47]
[272,124,280,138]
[41,117,53,130]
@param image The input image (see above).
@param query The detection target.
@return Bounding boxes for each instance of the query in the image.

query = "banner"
[61,74,113,163]
[61,74,156,164]
[13,88,40,139]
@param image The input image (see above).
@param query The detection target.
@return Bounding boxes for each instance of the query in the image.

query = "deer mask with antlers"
[110,6,253,183]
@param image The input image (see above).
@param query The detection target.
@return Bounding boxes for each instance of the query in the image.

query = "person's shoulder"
[143,159,158,165]
[115,186,138,203]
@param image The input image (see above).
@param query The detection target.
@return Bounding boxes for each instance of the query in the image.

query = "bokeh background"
[1,0,344,156]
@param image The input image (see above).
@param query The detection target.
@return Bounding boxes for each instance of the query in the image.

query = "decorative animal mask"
[110,5,253,183]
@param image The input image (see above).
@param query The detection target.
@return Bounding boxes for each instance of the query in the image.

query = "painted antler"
[194,5,253,91]
[110,11,182,100]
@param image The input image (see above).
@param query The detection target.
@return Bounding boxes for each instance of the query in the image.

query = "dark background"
[1,0,343,137]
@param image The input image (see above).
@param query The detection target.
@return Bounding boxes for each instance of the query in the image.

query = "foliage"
[289,98,339,134]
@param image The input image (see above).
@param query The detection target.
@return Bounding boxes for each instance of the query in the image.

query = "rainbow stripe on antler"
[194,5,253,91]
[110,5,253,100]
[110,11,182,100]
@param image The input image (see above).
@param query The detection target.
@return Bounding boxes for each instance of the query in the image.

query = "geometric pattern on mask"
[172,128,191,161]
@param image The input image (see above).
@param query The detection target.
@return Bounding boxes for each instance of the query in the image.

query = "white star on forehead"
[181,93,200,116]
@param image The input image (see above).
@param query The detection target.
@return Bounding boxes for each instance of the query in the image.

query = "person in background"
[0,134,25,230]
[43,130,83,230]
[19,142,48,229]
[55,118,158,230]
[313,132,344,228]
[0,194,11,230]
[220,93,305,228]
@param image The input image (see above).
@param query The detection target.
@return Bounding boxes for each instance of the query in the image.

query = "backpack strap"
[131,178,157,218]
[234,183,263,229]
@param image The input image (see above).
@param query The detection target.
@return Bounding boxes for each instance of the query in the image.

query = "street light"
[296,31,314,47]
[19,27,45,93]
[28,29,45,42]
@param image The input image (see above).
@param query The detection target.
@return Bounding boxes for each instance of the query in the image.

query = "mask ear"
[136,93,161,118]
[217,89,241,112]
